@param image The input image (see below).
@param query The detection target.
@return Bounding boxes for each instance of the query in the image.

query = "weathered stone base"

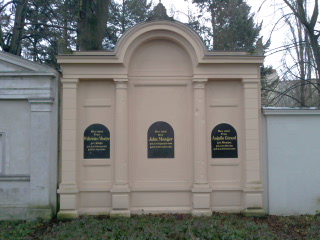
[191,209,212,217]
[0,206,53,220]
[191,186,212,217]
[110,210,131,218]
[242,208,266,217]
[57,210,79,220]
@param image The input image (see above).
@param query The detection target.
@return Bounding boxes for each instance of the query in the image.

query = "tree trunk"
[9,0,28,55]
[121,0,126,34]
[78,0,109,51]
[297,22,306,106]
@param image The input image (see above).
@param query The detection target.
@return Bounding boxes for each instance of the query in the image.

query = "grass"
[0,213,319,240]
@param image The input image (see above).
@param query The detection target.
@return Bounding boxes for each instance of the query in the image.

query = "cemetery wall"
[263,108,320,215]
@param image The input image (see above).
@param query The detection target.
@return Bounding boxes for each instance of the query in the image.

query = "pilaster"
[242,79,264,215]
[192,78,211,216]
[111,78,130,217]
[28,98,54,218]
[57,78,79,219]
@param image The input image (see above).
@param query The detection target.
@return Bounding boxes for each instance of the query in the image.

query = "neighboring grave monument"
[57,3,264,218]
[0,51,59,220]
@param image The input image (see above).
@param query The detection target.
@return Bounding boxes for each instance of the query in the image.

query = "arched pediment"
[114,21,207,67]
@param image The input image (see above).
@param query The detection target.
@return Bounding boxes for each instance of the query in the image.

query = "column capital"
[61,78,79,84]
[115,80,128,89]
[193,80,207,89]
[193,77,208,82]
[242,80,260,90]
[62,79,78,90]
[242,78,260,84]
[114,78,128,82]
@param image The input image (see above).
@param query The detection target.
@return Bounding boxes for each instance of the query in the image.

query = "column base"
[110,210,131,217]
[192,185,212,216]
[191,209,212,217]
[57,210,79,220]
[243,190,263,210]
[111,186,130,213]
[242,208,266,217]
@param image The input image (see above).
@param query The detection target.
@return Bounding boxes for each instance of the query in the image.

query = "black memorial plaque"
[211,123,238,158]
[148,121,174,158]
[84,123,110,159]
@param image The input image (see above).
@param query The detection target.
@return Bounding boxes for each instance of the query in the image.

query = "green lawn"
[0,213,319,240]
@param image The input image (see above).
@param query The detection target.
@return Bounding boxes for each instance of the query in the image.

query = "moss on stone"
[242,208,266,217]
[57,212,79,220]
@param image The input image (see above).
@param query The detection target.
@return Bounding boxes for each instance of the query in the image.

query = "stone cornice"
[0,51,59,76]
[57,53,264,64]
[0,72,57,77]
[263,107,320,115]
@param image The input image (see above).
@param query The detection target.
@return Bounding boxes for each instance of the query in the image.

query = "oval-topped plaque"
[148,121,174,158]
[211,123,238,158]
[84,123,110,159]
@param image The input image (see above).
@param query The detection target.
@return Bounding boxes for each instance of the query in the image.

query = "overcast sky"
[158,0,288,70]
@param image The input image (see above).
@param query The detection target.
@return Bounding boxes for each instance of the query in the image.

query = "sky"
[2,0,304,74]
[157,0,289,71]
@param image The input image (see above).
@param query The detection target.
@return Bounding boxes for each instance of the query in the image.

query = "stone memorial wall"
[1,3,320,219]
[57,5,264,218]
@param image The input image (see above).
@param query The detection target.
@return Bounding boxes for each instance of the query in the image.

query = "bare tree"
[280,11,317,107]
[283,0,320,99]
[261,0,319,107]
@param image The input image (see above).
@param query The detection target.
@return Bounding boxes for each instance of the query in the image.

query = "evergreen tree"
[0,0,28,55]
[192,0,261,51]
[105,0,153,49]
[0,0,78,67]
[0,0,154,66]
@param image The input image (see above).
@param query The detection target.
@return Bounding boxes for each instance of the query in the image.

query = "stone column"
[28,98,54,219]
[110,79,130,217]
[192,79,212,216]
[57,78,79,219]
[242,79,264,216]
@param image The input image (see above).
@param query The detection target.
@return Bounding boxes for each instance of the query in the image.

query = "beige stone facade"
[57,21,264,218]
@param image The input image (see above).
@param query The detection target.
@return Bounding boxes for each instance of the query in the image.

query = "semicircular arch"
[114,21,207,67]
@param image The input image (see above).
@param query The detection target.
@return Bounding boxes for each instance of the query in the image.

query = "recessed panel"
[132,85,190,188]
[78,80,115,188]
[0,101,30,175]
[206,80,243,188]
[82,166,112,182]
[131,192,191,207]
[129,39,193,77]
[211,191,242,207]
[80,192,111,208]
